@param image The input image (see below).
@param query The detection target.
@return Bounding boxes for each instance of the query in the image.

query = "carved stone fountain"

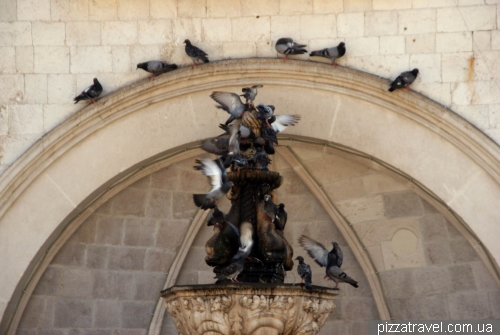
[161,95,338,334]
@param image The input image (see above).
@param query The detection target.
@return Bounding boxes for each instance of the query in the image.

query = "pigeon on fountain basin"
[136,61,178,78]
[275,38,307,61]
[240,85,263,109]
[210,91,252,125]
[74,78,103,104]
[388,69,419,92]
[295,256,313,290]
[309,42,346,66]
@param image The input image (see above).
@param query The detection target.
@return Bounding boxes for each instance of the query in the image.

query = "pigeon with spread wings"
[193,158,234,210]
[211,91,252,126]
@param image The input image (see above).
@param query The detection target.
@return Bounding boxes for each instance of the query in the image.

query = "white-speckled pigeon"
[310,42,346,66]
[74,78,103,104]
[275,38,307,61]
[184,39,209,68]
[388,69,419,92]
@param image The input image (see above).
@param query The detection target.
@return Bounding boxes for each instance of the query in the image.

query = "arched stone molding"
[1,59,500,332]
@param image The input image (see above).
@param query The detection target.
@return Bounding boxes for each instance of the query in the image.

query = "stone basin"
[161,284,339,335]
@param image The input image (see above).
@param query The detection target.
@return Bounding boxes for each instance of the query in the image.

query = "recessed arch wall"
[1,59,500,332]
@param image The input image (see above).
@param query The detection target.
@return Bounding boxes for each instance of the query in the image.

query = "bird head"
[183,39,190,44]
[332,242,339,248]
[412,68,419,76]
[264,194,271,202]
[227,181,235,188]
[339,42,346,47]
[295,256,304,262]
[93,78,99,84]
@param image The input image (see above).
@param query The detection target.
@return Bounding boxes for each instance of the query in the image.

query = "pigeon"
[210,92,251,125]
[214,222,254,282]
[388,69,419,92]
[240,85,263,108]
[274,203,287,231]
[269,114,301,133]
[253,147,271,171]
[136,61,178,78]
[275,38,307,61]
[219,124,257,140]
[299,235,358,289]
[74,78,103,104]
[262,194,277,222]
[295,256,313,290]
[256,104,275,124]
[192,158,234,210]
[230,155,249,172]
[309,42,346,66]
[184,39,209,68]
[201,137,230,156]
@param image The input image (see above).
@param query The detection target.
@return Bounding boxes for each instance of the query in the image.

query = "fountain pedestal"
[162,284,338,335]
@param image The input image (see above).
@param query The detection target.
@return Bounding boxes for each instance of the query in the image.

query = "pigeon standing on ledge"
[275,38,307,61]
[309,42,346,67]
[388,69,419,92]
[184,39,209,68]
[74,78,103,104]
[136,61,178,78]
[295,256,313,290]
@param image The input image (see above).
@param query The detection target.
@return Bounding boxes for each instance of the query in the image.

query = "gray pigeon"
[256,103,275,124]
[214,222,254,282]
[192,158,234,210]
[201,137,230,156]
[184,39,209,68]
[310,42,346,66]
[136,61,178,77]
[299,235,358,289]
[295,256,313,290]
[275,38,307,61]
[262,194,277,221]
[219,124,257,140]
[210,91,251,125]
[74,78,103,104]
[269,114,301,133]
[388,69,419,92]
[240,85,263,108]
[274,203,287,231]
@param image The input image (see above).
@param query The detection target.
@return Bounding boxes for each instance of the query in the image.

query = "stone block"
[448,291,491,319]
[172,191,197,219]
[66,22,101,46]
[222,41,256,59]
[70,217,97,244]
[134,272,166,301]
[420,214,448,241]
[42,103,79,133]
[380,269,416,298]
[280,169,312,196]
[362,173,408,195]
[451,82,473,105]
[121,301,155,328]
[373,0,412,10]
[108,246,146,270]
[405,34,436,54]
[130,45,162,69]
[145,248,175,271]
[398,9,436,35]
[207,0,241,17]
[383,191,423,219]
[365,11,397,36]
[58,268,93,298]
[179,169,210,193]
[151,167,179,190]
[18,0,50,20]
[271,16,301,41]
[94,300,121,328]
[437,7,469,32]
[51,0,89,21]
[33,266,60,296]
[424,241,452,265]
[70,46,113,73]
[471,262,499,290]
[0,47,15,74]
[48,74,76,104]
[89,0,118,20]
[175,270,198,285]
[32,22,65,46]
[102,21,137,46]
[279,0,312,14]
[54,298,93,328]
[7,104,43,136]
[86,245,108,269]
[145,190,172,219]
[461,5,497,31]
[231,17,271,42]
[413,0,456,7]
[52,242,86,266]
[138,20,173,45]
[15,46,34,73]
[0,0,16,21]
[337,12,364,37]
[124,218,157,246]
[420,294,450,319]
[436,32,473,52]
[112,188,147,216]
[414,267,451,295]
[39,297,56,328]
[313,0,342,13]
[344,0,371,12]
[301,14,336,39]
[34,46,69,73]
[242,0,279,16]
[0,22,32,46]
[490,291,500,319]
[96,216,124,245]
[341,296,378,320]
[178,0,206,17]
[379,36,405,55]
[474,31,491,52]
[92,270,135,300]
[450,264,477,291]
[388,297,426,320]
[493,31,500,50]
[0,134,39,166]
[118,0,149,19]
[381,230,426,270]
[344,36,379,56]
[151,0,177,18]
[173,18,202,42]
[337,195,385,223]
[201,18,232,42]
[0,107,7,136]
[18,296,45,329]
[450,239,481,263]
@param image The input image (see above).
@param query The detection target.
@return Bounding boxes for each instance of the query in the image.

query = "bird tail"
[340,272,359,288]
[200,55,209,63]
[193,194,212,210]
[388,86,395,92]
[304,276,313,290]
[309,51,320,57]
[73,94,85,104]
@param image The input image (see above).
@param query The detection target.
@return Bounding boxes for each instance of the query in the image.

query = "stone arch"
[1,59,500,333]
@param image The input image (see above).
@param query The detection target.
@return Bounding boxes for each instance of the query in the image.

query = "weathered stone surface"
[94,300,122,328]
[58,268,94,298]
[450,239,481,263]
[18,296,45,328]
[32,22,65,46]
[121,301,154,329]
[92,270,135,300]
[52,242,86,266]
[365,11,397,36]
[380,36,405,55]
[96,216,124,245]
[70,46,113,73]
[86,245,108,269]
[383,191,423,219]
[33,266,60,296]
[54,299,93,328]
[48,74,76,104]
[436,32,473,52]
[405,34,436,54]
[118,0,149,19]
[424,241,452,265]
[34,46,69,73]
[380,269,416,298]
[134,272,166,301]
[124,218,157,246]
[112,188,147,216]
[449,264,477,292]
[0,47,16,74]
[145,248,175,272]
[337,13,364,37]
[66,22,101,46]
[420,214,448,241]
[414,267,451,295]
[15,46,34,73]
[448,291,491,319]
[108,247,146,270]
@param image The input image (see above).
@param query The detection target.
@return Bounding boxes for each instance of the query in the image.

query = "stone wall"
[0,0,500,175]
[16,143,500,335]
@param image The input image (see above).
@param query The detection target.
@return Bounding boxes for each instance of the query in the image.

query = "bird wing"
[238,222,254,254]
[201,138,229,155]
[147,61,163,72]
[187,44,208,57]
[334,244,343,267]
[228,123,241,155]
[200,158,223,191]
[299,235,329,267]
[210,92,244,114]
[271,114,301,133]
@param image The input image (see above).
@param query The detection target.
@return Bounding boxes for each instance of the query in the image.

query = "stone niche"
[162,284,339,335]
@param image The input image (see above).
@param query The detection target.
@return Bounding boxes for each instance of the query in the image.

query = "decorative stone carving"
[162,284,338,335]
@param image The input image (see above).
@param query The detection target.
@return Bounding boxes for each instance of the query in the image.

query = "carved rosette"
[162,284,338,335]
